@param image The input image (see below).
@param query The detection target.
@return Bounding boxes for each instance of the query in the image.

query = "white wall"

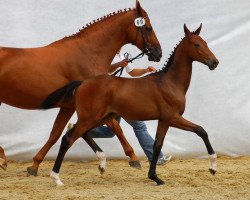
[0,0,250,161]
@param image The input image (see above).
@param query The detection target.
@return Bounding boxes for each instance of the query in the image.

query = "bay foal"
[42,24,219,186]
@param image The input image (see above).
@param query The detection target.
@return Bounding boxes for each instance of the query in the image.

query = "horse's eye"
[194,43,200,47]
[146,26,152,32]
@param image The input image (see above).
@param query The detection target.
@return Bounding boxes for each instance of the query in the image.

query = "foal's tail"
[40,80,82,110]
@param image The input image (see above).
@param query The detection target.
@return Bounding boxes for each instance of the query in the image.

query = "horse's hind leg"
[0,146,7,171]
[171,116,217,175]
[27,108,75,176]
[106,119,141,169]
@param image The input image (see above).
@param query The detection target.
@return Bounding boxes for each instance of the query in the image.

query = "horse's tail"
[40,80,82,110]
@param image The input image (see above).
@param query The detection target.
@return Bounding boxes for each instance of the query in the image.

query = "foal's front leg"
[171,115,217,175]
[148,121,169,185]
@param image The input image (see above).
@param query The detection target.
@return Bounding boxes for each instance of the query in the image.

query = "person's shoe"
[157,155,172,165]
[67,123,74,131]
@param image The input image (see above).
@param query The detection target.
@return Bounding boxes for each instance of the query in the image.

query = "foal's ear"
[194,23,202,35]
[136,0,142,15]
[184,24,191,37]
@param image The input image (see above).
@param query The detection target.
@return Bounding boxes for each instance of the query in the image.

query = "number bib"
[134,17,145,27]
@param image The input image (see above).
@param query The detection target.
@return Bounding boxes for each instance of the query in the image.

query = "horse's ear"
[194,23,202,35]
[184,24,191,37]
[136,0,142,15]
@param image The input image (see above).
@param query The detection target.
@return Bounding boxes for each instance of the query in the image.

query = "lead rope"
[111,52,144,77]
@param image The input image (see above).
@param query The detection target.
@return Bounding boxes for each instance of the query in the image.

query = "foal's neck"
[161,43,193,94]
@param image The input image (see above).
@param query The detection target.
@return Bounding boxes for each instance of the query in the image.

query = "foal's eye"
[194,43,200,47]
[146,26,152,32]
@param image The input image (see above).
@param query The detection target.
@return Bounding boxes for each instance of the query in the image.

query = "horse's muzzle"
[146,45,162,62]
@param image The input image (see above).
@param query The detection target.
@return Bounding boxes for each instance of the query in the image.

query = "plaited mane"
[150,31,196,76]
[58,8,135,42]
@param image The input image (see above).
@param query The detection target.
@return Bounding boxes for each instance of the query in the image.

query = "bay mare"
[41,24,219,186]
[0,1,162,175]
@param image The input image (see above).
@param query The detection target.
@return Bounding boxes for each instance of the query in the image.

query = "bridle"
[112,14,151,77]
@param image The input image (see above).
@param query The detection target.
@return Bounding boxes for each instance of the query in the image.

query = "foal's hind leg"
[51,121,93,187]
[171,116,217,175]
[0,146,7,171]
[27,108,75,176]
[67,123,107,174]
[106,119,141,169]
[81,132,106,174]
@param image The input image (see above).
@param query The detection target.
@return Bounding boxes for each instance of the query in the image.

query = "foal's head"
[126,0,162,62]
[183,24,219,70]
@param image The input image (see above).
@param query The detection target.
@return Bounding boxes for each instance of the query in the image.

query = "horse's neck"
[163,48,193,94]
[50,11,134,74]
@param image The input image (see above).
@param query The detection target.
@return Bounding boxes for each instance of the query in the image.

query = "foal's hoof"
[98,165,105,175]
[156,179,165,186]
[27,166,38,176]
[129,160,141,169]
[149,174,165,185]
[209,168,216,176]
[0,158,7,171]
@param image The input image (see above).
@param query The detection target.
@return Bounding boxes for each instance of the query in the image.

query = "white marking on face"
[134,17,145,27]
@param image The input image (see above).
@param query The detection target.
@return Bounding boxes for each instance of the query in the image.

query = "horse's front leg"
[171,115,217,175]
[106,119,141,169]
[148,121,169,185]
[27,108,75,176]
[0,146,7,171]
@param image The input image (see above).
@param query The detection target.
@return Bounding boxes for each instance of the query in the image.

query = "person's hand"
[119,59,128,67]
[147,66,157,72]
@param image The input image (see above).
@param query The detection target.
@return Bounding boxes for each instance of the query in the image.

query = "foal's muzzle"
[206,58,219,70]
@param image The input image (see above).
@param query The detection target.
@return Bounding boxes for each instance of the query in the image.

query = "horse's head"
[126,1,162,62]
[183,24,219,70]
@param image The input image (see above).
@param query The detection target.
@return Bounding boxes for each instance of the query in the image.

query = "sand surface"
[0,156,249,200]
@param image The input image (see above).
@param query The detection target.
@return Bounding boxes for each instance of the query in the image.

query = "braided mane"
[150,31,196,76]
[57,8,135,43]
[147,38,183,77]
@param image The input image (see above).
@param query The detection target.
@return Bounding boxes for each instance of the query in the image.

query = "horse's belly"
[0,88,45,109]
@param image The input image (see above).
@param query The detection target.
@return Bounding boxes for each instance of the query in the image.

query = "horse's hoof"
[209,168,216,175]
[129,160,141,169]
[0,158,7,171]
[27,166,38,176]
[98,165,105,175]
